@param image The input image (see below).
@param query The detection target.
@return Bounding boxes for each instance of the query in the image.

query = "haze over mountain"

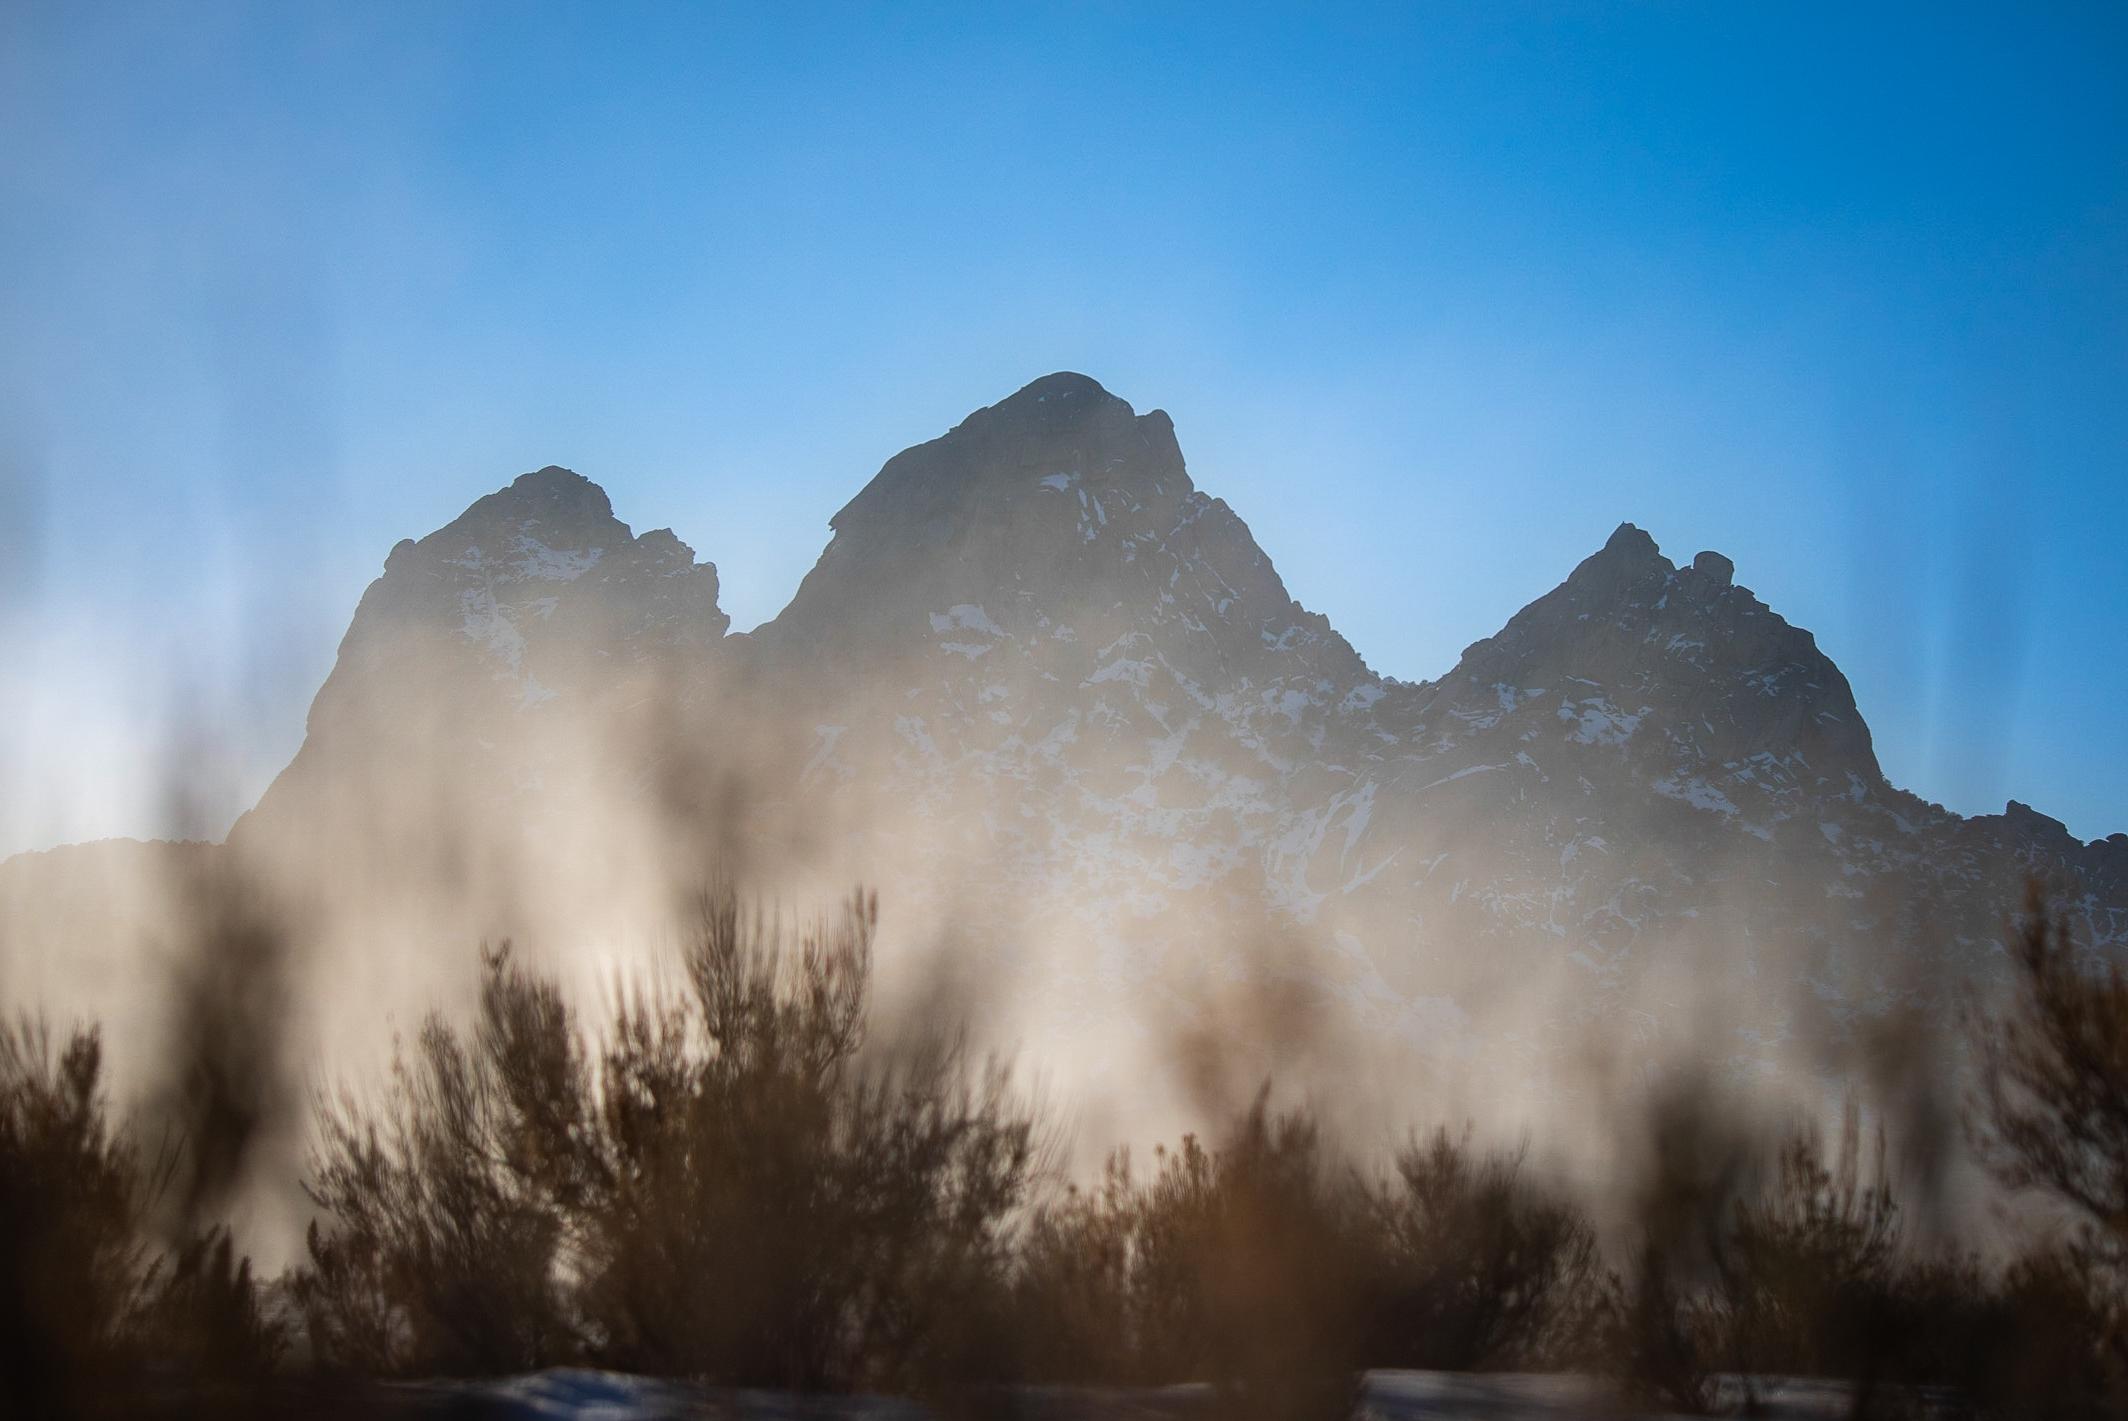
[5,373,2125,1145]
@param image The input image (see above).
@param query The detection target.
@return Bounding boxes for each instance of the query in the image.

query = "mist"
[0,430,2043,1273]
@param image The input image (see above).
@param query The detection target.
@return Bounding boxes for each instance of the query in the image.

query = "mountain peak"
[1436,517,1884,790]
[988,369,1121,411]
[1568,525,1741,599]
[1603,521,1661,558]
[809,373,1187,556]
[521,463,591,486]
[465,465,616,525]
[240,460,728,851]
[1559,521,1674,602]
[2004,800,2070,838]
[937,370,1149,453]
[319,462,724,692]
[758,373,1367,690]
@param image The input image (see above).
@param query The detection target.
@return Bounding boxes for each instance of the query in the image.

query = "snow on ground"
[390,1370,1947,1419]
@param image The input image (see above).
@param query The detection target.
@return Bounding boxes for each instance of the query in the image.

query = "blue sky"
[1,1,2124,852]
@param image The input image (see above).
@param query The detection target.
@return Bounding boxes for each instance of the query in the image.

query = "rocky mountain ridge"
[10,373,2125,1116]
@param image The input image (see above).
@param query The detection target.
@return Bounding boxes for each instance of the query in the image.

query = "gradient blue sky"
[1,1,2124,854]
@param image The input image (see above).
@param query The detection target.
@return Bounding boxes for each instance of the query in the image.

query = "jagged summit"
[237,462,728,854]
[944,370,1184,465]
[352,462,724,650]
[931,370,1175,464]
[1434,521,1882,789]
[755,373,1356,690]
[1566,522,1735,596]
[1601,520,1661,558]
[823,371,1185,539]
[959,370,1139,432]
[460,464,615,528]
[1572,523,1735,589]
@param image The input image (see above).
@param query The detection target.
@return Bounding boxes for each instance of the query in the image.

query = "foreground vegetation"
[4,882,2127,1418]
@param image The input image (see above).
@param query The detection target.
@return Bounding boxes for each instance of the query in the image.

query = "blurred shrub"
[1965,880,2128,1416]
[1572,879,2128,1416]
[1605,1096,1910,1414]
[1014,1099,1604,1418]
[1,1017,283,1415]
[296,888,1040,1402]
[23,872,2128,1417]
[1363,1127,1605,1371]
[1,1020,157,1408]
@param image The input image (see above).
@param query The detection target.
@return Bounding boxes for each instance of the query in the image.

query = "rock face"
[251,465,724,830]
[738,373,1383,973]
[22,374,2126,1116]
[231,467,733,947]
